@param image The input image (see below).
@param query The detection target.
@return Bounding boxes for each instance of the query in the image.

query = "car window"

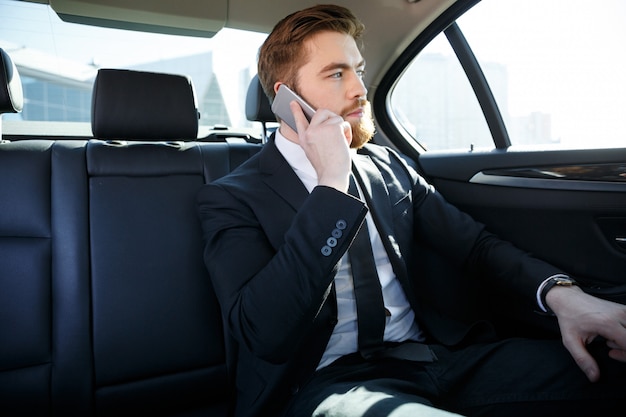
[0,0,267,137]
[390,0,626,151]
[390,32,493,152]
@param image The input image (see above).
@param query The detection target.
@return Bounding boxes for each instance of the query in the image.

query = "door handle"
[597,218,626,253]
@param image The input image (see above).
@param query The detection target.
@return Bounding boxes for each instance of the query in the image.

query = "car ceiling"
[26,0,458,96]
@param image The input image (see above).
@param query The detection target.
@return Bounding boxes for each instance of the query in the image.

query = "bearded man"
[197,5,626,417]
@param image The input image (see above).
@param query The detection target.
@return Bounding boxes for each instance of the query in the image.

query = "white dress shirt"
[275,132,424,370]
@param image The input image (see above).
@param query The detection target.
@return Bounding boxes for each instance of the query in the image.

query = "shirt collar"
[274,129,358,193]
[274,130,318,193]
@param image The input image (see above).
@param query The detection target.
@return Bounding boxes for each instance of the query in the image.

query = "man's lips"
[344,107,364,118]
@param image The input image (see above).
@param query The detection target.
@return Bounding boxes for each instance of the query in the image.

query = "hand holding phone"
[272,84,351,191]
[271,84,316,132]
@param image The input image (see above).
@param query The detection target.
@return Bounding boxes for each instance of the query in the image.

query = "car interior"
[1,0,625,415]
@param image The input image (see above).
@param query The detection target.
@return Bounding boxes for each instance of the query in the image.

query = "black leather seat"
[0,47,23,142]
[91,68,199,140]
[245,74,276,142]
[87,68,241,416]
[0,64,261,416]
[1,49,89,415]
[0,48,23,116]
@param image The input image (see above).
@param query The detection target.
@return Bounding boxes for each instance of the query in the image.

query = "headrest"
[91,68,199,140]
[0,48,24,114]
[245,74,276,124]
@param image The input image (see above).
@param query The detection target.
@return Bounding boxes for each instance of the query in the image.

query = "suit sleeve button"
[326,237,337,247]
[331,228,343,238]
[336,219,347,230]
[321,246,332,256]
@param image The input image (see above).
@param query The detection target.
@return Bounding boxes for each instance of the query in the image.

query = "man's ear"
[273,81,284,94]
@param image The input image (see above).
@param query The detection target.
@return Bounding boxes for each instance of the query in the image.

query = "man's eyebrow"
[319,60,366,74]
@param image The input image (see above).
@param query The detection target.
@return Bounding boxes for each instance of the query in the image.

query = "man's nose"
[348,72,367,99]
[348,71,367,98]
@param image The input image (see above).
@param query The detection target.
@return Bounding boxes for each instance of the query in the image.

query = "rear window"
[0,0,267,137]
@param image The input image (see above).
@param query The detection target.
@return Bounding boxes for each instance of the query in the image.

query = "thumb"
[342,120,353,146]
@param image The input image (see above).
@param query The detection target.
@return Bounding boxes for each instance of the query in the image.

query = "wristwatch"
[540,275,578,315]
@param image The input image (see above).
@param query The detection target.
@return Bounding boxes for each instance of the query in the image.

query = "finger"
[608,348,626,362]
[606,339,626,362]
[606,339,622,350]
[562,336,600,382]
[290,101,309,134]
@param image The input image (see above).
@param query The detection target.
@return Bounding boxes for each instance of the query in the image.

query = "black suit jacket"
[196,137,563,417]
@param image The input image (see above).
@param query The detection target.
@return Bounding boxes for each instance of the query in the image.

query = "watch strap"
[538,274,578,315]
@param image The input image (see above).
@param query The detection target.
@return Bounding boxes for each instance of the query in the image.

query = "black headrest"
[245,74,276,124]
[91,69,199,140]
[0,48,24,114]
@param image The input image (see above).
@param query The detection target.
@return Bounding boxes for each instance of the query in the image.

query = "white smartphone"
[271,84,316,132]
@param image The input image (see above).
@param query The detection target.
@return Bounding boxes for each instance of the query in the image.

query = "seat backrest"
[88,69,225,415]
[0,139,92,416]
[0,66,261,416]
[0,49,91,415]
[0,139,55,415]
[86,140,229,416]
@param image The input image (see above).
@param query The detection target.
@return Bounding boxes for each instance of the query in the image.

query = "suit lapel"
[352,154,394,244]
[258,138,407,283]
[259,136,309,212]
[352,153,411,285]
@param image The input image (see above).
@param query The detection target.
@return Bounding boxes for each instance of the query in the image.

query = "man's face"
[293,31,375,148]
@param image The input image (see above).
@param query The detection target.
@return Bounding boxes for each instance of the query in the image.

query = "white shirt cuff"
[536,274,571,313]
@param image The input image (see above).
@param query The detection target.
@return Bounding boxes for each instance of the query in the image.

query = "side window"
[390,33,492,151]
[390,0,626,151]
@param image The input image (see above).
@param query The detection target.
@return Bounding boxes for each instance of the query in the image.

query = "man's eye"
[357,69,366,78]
[331,72,343,78]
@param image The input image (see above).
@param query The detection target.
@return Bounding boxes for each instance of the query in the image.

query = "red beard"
[348,100,376,149]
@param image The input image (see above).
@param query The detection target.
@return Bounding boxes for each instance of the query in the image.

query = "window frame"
[373,0,481,158]
[444,22,509,149]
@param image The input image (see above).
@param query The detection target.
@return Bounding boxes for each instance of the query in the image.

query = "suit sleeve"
[197,183,367,364]
[394,151,565,309]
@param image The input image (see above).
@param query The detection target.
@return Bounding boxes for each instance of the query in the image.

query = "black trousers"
[285,338,626,417]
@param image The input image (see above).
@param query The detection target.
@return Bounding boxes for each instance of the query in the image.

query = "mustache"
[342,98,369,117]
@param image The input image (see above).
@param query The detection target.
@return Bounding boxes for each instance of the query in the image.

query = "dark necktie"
[347,172,386,358]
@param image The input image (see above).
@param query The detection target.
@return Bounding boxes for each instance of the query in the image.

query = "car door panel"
[417,148,626,289]
[405,147,625,335]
